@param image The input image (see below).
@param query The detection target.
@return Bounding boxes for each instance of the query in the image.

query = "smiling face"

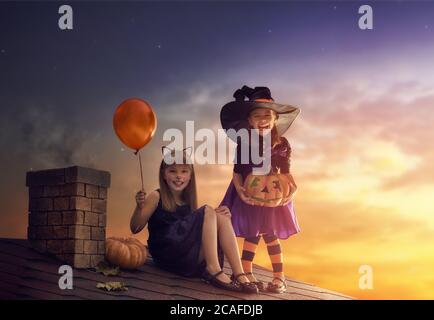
[163,164,192,192]
[248,108,277,135]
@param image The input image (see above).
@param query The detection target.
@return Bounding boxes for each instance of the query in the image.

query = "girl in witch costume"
[220,86,301,293]
[130,147,258,294]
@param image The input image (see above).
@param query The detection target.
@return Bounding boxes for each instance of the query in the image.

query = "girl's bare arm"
[130,190,160,234]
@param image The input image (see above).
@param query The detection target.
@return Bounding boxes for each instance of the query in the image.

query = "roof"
[0,238,352,300]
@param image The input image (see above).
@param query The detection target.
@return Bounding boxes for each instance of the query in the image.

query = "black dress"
[147,190,224,277]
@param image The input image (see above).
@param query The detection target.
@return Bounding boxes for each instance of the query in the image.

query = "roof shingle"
[0,238,352,300]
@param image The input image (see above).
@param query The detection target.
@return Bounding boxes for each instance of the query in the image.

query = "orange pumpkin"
[105,237,147,269]
[244,173,290,207]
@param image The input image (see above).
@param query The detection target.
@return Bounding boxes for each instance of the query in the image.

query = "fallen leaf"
[94,261,121,276]
[96,281,128,292]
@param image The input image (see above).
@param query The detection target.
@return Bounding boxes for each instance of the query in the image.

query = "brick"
[75,254,92,268]
[47,240,63,254]
[91,227,105,240]
[35,226,53,239]
[52,226,68,239]
[29,186,44,199]
[90,255,105,268]
[60,183,85,196]
[26,168,65,186]
[53,197,69,210]
[98,187,107,199]
[69,225,90,240]
[84,211,99,226]
[29,212,47,226]
[65,166,110,188]
[44,186,60,197]
[29,240,47,253]
[70,196,91,211]
[97,241,105,254]
[85,184,99,198]
[62,254,91,268]
[98,214,106,227]
[83,240,98,254]
[47,212,62,225]
[91,199,106,213]
[62,211,84,225]
[29,198,53,211]
[63,239,84,254]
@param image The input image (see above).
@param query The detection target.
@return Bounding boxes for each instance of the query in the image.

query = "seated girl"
[129,148,258,294]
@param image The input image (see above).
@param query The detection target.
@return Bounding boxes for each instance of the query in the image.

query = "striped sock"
[241,236,261,274]
[263,234,284,279]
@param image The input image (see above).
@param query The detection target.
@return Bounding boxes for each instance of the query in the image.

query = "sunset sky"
[1,1,434,299]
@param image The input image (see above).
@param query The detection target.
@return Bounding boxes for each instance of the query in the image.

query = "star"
[0,49,5,54]
[333,5,337,10]
[425,25,429,29]
[156,44,162,49]
[268,29,272,33]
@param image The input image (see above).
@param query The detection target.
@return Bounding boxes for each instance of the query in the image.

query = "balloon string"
[136,149,145,191]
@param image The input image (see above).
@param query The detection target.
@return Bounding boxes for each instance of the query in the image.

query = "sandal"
[202,269,240,292]
[267,277,287,294]
[231,273,259,294]
[245,272,267,292]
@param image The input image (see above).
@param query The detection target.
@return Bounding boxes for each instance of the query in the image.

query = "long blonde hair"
[158,152,198,212]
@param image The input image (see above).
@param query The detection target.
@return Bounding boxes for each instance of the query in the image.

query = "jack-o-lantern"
[244,173,290,207]
[105,237,147,269]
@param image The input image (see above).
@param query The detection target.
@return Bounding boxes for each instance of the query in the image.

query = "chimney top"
[26,165,110,188]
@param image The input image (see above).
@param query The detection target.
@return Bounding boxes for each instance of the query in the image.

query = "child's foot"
[245,272,257,282]
[245,272,266,291]
[202,269,241,293]
[206,267,231,283]
[267,276,287,294]
[231,273,259,294]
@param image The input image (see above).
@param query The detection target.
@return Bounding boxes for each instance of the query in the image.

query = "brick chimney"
[26,166,110,269]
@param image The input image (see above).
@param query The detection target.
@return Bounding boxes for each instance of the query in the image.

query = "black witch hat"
[220,86,300,141]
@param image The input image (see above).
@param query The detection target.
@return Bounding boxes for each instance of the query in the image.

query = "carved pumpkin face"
[105,237,147,269]
[244,174,290,207]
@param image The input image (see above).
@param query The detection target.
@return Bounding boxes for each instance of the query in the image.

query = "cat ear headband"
[161,146,193,164]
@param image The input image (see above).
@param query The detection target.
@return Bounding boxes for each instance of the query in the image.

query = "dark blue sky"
[1,0,433,125]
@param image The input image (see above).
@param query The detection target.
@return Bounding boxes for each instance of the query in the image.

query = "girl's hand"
[281,181,297,206]
[135,189,146,209]
[236,186,254,206]
[215,206,231,218]
[289,180,298,197]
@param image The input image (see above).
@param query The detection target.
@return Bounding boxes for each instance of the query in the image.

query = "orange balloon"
[113,98,157,151]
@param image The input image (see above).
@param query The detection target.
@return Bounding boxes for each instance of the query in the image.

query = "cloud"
[0,105,100,169]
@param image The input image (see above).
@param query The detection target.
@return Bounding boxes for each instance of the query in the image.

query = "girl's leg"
[199,206,231,283]
[263,234,284,284]
[241,236,261,282]
[214,214,250,283]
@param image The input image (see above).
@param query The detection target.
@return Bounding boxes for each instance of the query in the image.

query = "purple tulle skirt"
[220,181,301,239]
